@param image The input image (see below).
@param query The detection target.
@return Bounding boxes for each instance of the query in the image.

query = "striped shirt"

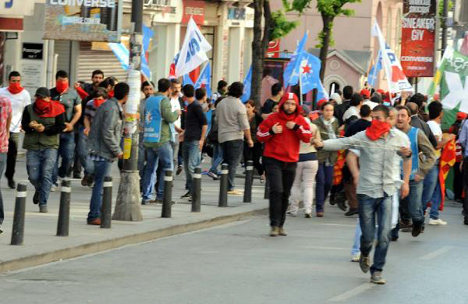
[0,96,12,153]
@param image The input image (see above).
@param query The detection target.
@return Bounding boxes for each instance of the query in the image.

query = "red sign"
[266,40,280,58]
[182,0,205,25]
[400,0,436,77]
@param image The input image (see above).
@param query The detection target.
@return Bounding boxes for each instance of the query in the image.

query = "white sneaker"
[50,183,59,192]
[351,253,360,262]
[428,218,448,225]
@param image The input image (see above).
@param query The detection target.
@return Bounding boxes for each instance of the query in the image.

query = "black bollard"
[243,160,254,203]
[162,170,173,218]
[218,163,229,207]
[264,178,270,199]
[57,179,71,236]
[11,183,27,245]
[191,167,201,212]
[101,176,112,228]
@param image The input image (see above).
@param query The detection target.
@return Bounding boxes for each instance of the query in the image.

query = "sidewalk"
[0,157,268,273]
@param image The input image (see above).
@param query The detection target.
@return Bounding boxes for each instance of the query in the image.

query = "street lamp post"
[113,0,144,221]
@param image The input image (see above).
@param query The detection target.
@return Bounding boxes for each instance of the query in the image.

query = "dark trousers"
[243,142,264,175]
[5,132,19,181]
[264,157,297,228]
[454,161,464,200]
[463,158,468,221]
[221,140,244,191]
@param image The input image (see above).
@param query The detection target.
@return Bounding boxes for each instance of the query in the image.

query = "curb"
[0,208,268,274]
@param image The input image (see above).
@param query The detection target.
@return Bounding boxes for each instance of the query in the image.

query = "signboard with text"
[22,43,43,60]
[44,0,122,42]
[400,0,436,77]
[182,0,204,24]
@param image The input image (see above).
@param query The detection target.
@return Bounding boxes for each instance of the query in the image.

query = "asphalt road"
[0,201,467,304]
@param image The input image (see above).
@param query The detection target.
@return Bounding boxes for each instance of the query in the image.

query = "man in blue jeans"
[180,86,207,199]
[87,83,129,225]
[317,105,411,284]
[141,78,180,204]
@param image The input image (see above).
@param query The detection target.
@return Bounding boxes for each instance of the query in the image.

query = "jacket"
[143,93,179,148]
[313,117,339,164]
[257,98,312,163]
[88,98,123,161]
[411,115,438,149]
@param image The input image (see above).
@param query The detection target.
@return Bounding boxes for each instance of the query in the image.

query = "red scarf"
[7,82,24,94]
[366,119,391,141]
[93,98,106,108]
[108,90,114,98]
[33,99,65,118]
[56,80,69,94]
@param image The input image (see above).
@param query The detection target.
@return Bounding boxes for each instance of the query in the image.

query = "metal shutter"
[55,40,72,75]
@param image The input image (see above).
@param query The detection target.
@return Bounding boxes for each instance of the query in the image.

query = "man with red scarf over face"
[21,88,66,213]
[257,93,312,237]
[0,71,31,189]
[315,105,411,285]
[50,70,82,189]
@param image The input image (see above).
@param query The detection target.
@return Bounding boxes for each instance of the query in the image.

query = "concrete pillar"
[227,26,244,84]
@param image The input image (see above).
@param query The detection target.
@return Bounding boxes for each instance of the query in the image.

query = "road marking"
[328,283,375,302]
[420,246,453,260]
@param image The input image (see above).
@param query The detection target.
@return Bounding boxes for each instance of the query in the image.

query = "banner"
[400,0,436,77]
[175,17,212,77]
[44,0,122,42]
[194,62,212,98]
[372,21,413,93]
[241,66,252,103]
[368,51,382,87]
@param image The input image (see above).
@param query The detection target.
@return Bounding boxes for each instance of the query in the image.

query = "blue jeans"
[141,142,173,201]
[221,140,244,191]
[183,140,201,193]
[351,218,361,256]
[358,194,392,274]
[26,149,58,206]
[391,179,424,238]
[315,163,334,212]
[53,132,76,183]
[76,126,93,175]
[0,153,6,225]
[422,164,441,220]
[210,144,223,173]
[88,159,112,221]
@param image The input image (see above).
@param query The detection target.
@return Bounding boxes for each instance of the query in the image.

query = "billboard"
[44,0,122,42]
[400,0,436,77]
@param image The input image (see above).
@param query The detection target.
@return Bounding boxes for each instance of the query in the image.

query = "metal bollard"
[57,179,71,236]
[264,178,270,199]
[191,167,202,212]
[218,163,229,207]
[11,183,27,245]
[243,160,254,203]
[161,170,173,218]
[101,176,112,228]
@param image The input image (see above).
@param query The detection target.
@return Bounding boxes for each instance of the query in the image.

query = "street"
[0,200,466,304]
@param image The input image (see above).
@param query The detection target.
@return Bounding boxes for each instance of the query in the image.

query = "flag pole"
[299,71,303,106]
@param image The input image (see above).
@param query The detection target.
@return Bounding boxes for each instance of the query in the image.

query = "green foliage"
[438,0,453,17]
[270,10,299,40]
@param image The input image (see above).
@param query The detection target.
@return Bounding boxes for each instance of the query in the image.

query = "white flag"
[175,17,212,77]
[372,21,413,93]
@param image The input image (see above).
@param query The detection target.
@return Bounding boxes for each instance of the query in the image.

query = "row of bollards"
[8,162,265,244]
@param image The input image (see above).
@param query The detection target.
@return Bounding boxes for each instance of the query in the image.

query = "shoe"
[400,220,412,229]
[207,171,220,180]
[227,190,243,196]
[464,219,468,225]
[270,226,279,237]
[0,224,3,234]
[176,166,183,176]
[286,211,297,217]
[359,254,371,273]
[304,213,312,218]
[370,272,386,285]
[81,176,88,187]
[33,191,40,205]
[412,223,423,237]
[141,200,151,205]
[39,205,48,213]
[351,253,360,262]
[401,227,412,233]
[7,178,15,189]
[87,218,101,225]
[181,191,191,199]
[428,218,448,225]
[260,176,265,184]
[155,199,163,204]
[50,183,59,192]
[337,200,347,211]
[278,227,287,236]
[345,209,358,216]
[329,193,336,205]
[316,212,324,217]
[391,236,399,241]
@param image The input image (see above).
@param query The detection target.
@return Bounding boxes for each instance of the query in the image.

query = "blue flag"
[194,62,212,98]
[241,66,252,103]
[183,74,194,86]
[283,32,308,86]
[367,50,382,87]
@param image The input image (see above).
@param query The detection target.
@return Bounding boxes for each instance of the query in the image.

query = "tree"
[250,0,298,107]
[283,0,361,81]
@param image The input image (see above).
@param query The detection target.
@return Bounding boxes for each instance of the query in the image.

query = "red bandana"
[7,82,24,94]
[56,79,69,94]
[366,119,391,141]
[108,90,115,98]
[34,99,65,118]
[93,98,106,108]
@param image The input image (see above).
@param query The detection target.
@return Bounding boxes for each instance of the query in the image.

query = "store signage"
[400,0,436,77]
[266,40,280,58]
[228,8,245,20]
[182,0,204,24]
[22,43,43,60]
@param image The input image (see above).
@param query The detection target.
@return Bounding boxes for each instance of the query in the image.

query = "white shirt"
[363,100,379,110]
[343,106,360,122]
[170,97,182,129]
[0,87,31,133]
[427,120,442,141]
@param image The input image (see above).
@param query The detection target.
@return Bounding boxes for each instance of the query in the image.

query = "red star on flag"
[302,64,311,74]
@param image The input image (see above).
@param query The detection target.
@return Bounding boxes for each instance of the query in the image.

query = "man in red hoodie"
[257,93,312,237]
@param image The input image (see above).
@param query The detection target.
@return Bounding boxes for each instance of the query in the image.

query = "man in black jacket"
[334,85,353,126]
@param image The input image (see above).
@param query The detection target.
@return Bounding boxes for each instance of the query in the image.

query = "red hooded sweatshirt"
[257,93,312,163]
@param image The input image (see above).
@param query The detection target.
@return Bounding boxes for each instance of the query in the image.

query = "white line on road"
[420,246,453,260]
[328,283,375,302]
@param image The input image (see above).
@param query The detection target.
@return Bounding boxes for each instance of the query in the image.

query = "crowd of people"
[0,68,467,284]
